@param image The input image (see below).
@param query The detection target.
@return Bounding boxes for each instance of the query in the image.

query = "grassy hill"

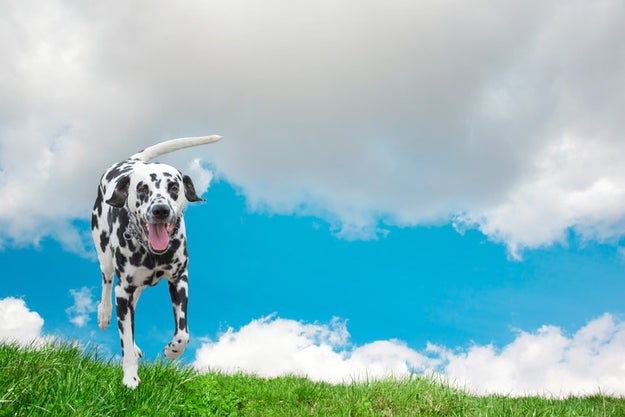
[1,343,624,416]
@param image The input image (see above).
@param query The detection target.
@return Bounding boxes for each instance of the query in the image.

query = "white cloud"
[66,287,97,327]
[185,159,214,198]
[1,1,625,255]
[437,314,625,397]
[193,314,625,398]
[0,297,46,347]
[457,136,625,259]
[193,315,436,383]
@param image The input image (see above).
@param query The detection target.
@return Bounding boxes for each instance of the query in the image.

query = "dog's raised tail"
[131,135,223,162]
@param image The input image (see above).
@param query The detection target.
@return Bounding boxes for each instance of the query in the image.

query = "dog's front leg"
[164,274,189,360]
[115,283,141,388]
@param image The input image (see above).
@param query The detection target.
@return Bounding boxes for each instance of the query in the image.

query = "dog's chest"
[124,265,173,287]
[117,240,187,286]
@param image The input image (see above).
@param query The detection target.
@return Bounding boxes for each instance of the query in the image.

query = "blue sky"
[4,178,625,395]
[2,0,625,396]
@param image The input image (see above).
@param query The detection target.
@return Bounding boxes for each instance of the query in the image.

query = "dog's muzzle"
[141,204,177,253]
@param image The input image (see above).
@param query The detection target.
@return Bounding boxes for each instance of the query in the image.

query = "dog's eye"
[137,184,149,194]
[168,184,179,194]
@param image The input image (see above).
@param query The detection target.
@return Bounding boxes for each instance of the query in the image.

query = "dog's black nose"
[151,204,171,220]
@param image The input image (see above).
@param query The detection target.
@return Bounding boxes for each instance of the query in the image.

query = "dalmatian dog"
[91,135,221,388]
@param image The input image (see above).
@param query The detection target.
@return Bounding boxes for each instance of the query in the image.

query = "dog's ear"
[106,175,130,208]
[183,175,205,202]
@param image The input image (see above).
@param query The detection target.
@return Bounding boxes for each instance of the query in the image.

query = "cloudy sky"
[2,0,625,397]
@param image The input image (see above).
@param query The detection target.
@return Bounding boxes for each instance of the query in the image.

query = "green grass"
[1,343,624,416]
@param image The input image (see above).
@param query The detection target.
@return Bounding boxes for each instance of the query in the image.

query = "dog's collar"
[124,212,181,253]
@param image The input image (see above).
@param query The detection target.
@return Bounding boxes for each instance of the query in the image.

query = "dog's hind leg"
[92,187,115,331]
[93,230,114,331]
[164,275,189,360]
[97,265,114,331]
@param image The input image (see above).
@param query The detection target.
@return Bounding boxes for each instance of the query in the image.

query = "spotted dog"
[91,135,221,388]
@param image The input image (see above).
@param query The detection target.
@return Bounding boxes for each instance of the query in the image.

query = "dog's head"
[105,161,204,254]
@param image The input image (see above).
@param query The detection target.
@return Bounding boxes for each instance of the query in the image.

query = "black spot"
[105,161,133,182]
[168,280,188,331]
[142,253,156,270]
[115,248,127,275]
[129,246,156,270]
[178,287,188,321]
[142,272,161,286]
[116,284,137,348]
[91,187,104,230]
[137,181,150,204]
[99,231,109,252]
[94,187,104,215]
[131,307,135,336]
[129,250,144,267]
[107,208,116,228]
[113,209,130,248]
[166,181,180,200]
[116,296,129,323]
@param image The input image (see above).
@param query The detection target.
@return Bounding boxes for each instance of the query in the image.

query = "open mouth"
[141,221,175,253]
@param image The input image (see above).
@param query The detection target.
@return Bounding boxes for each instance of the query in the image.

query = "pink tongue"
[147,223,170,251]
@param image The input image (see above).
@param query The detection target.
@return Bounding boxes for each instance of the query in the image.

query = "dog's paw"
[123,374,141,389]
[97,301,112,331]
[122,360,140,389]
[164,334,189,360]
